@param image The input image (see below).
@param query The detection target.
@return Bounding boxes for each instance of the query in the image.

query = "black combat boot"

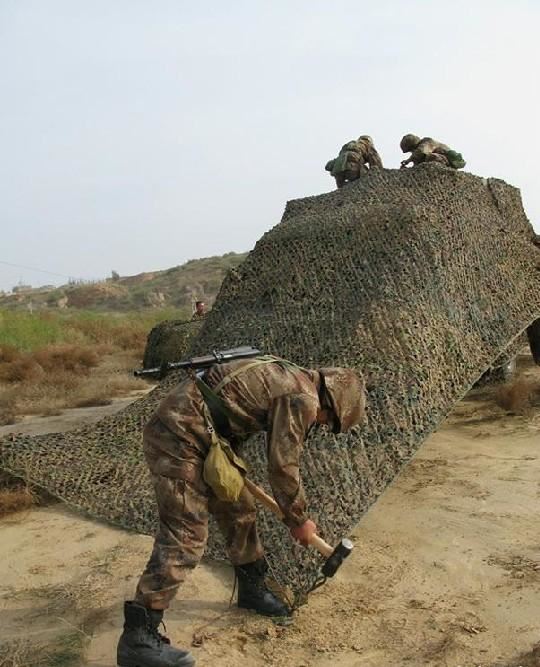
[235,558,290,617]
[117,601,195,667]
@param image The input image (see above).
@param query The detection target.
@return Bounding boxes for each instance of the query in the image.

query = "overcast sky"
[1,1,539,291]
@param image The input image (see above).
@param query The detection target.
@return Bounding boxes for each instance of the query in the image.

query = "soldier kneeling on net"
[325,135,383,188]
[117,354,366,667]
[399,134,466,170]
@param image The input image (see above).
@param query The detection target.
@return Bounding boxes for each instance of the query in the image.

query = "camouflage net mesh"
[1,165,539,598]
[142,318,204,369]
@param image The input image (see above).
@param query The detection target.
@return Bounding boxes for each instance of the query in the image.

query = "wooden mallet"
[244,478,354,579]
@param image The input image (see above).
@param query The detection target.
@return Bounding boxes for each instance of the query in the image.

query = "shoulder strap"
[195,376,243,431]
[213,356,280,393]
[196,355,304,433]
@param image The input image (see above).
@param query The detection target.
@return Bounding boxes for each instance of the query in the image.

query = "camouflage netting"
[142,318,204,369]
[1,164,540,598]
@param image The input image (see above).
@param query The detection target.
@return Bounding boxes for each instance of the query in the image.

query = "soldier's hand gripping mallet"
[243,478,354,579]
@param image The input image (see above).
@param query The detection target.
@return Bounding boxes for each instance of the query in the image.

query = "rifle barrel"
[133,346,261,378]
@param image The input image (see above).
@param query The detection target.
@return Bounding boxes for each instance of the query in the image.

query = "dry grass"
[33,345,100,373]
[0,487,35,518]
[0,339,145,425]
[0,345,100,384]
[0,309,179,424]
[0,631,88,667]
[0,345,19,364]
[11,543,133,615]
[0,357,45,383]
[0,390,17,425]
[0,544,135,665]
[0,544,135,666]
[0,473,39,518]
[72,396,113,408]
[494,377,540,414]
[23,577,105,618]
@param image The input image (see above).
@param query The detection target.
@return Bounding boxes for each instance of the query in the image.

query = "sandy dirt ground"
[1,361,539,667]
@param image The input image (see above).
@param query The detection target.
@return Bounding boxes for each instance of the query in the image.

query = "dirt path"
[1,371,539,666]
[0,389,152,438]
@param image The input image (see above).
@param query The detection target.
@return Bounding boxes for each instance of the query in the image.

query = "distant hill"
[0,252,248,312]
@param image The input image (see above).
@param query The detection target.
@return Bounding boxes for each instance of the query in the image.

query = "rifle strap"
[195,355,303,436]
[195,376,247,434]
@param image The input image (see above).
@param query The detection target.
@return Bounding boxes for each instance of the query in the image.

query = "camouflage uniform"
[400,134,463,169]
[326,135,383,188]
[135,359,320,609]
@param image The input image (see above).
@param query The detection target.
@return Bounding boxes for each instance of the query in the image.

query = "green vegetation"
[0,311,66,351]
[0,308,189,353]
[0,251,246,424]
[0,308,191,425]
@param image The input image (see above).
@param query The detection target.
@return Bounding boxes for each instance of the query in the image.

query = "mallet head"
[321,538,354,578]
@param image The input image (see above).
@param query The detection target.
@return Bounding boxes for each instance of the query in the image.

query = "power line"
[0,260,80,281]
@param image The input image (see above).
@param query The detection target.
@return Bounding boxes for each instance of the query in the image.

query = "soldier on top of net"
[325,135,383,188]
[116,354,366,667]
[399,134,466,170]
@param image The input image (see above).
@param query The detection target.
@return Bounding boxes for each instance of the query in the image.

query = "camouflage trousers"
[334,164,368,188]
[135,418,264,610]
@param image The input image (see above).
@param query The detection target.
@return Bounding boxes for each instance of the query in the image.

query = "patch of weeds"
[72,396,113,408]
[495,377,540,414]
[0,473,36,519]
[45,632,88,667]
[0,631,88,667]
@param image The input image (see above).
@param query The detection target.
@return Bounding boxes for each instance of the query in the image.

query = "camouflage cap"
[400,134,420,153]
[358,135,374,145]
[319,368,366,434]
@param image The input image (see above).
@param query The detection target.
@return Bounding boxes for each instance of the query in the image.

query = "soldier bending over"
[400,134,466,170]
[117,355,366,667]
[325,135,383,188]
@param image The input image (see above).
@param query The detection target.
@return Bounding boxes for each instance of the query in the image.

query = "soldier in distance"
[191,301,206,320]
[325,135,383,188]
[117,355,366,667]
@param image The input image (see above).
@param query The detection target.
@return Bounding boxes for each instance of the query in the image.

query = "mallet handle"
[244,478,334,558]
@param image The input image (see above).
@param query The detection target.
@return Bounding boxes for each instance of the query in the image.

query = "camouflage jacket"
[356,138,383,168]
[410,137,451,164]
[145,359,321,526]
[327,139,383,176]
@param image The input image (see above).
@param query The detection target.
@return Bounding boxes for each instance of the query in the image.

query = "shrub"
[0,308,181,424]
[0,389,18,425]
[0,357,45,383]
[495,378,540,414]
[0,486,35,518]
[0,473,36,518]
[0,344,20,363]
[114,328,148,351]
[0,345,99,383]
[33,344,99,373]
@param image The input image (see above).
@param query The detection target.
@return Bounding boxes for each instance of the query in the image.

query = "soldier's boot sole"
[117,645,196,667]
[238,597,290,618]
